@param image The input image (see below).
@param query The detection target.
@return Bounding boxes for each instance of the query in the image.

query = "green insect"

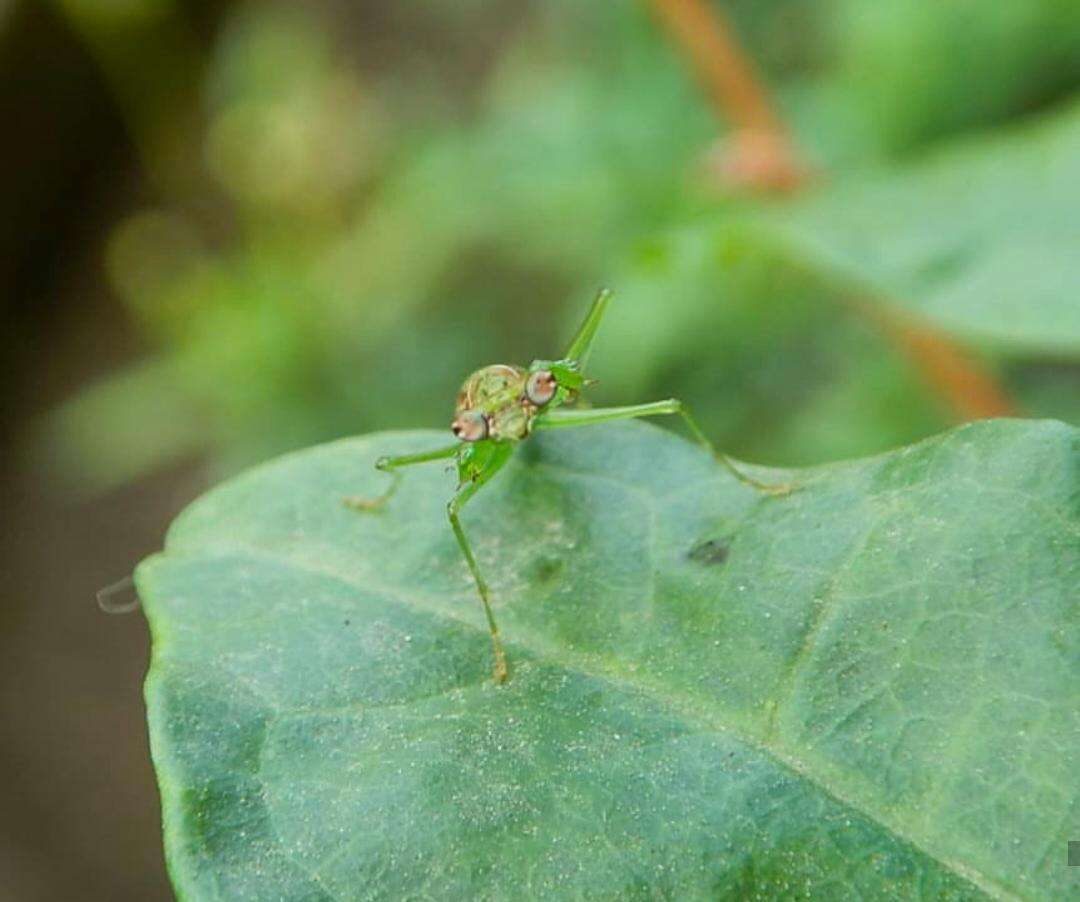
[345,289,791,683]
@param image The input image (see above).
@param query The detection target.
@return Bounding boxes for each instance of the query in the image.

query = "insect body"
[345,289,789,683]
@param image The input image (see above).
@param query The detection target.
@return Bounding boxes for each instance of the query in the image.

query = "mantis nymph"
[346,289,790,682]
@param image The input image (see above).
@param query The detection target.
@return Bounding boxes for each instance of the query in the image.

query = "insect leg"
[535,401,793,495]
[447,478,510,684]
[344,443,459,511]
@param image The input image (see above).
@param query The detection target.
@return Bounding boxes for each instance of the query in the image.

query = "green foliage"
[43,0,1080,492]
[584,97,1080,465]
[587,218,957,466]
[37,2,1080,895]
[139,419,1078,899]
[824,0,1080,157]
[775,98,1080,355]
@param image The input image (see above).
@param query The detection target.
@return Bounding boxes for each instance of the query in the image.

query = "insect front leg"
[344,443,460,511]
[535,400,794,495]
[445,445,514,683]
[447,482,509,684]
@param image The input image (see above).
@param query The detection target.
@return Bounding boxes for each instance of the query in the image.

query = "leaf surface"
[139,419,1079,899]
[775,98,1080,355]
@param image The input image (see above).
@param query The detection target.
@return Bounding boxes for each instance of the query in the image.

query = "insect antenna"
[563,287,613,368]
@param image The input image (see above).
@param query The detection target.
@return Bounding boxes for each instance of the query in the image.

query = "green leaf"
[139,419,1078,899]
[821,0,1080,157]
[775,97,1080,356]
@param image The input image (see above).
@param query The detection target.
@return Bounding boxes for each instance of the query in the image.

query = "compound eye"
[451,410,488,442]
[525,370,557,406]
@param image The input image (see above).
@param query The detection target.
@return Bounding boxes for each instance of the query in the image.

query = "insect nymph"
[346,289,789,683]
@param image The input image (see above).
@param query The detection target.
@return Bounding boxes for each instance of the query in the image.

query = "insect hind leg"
[534,400,795,495]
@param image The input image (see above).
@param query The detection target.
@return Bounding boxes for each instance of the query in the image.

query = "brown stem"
[648,0,807,192]
[850,298,1017,420]
[649,0,1010,415]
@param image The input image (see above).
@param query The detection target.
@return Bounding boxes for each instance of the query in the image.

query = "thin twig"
[649,0,1012,416]
[850,298,1017,420]
[647,0,807,192]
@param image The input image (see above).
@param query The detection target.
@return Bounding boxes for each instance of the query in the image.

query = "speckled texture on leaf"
[138,419,1078,900]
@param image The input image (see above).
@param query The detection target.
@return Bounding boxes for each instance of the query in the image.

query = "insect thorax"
[455,364,535,442]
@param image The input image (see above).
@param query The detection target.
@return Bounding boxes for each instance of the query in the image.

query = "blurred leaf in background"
[821,0,1080,160]
[35,0,1080,492]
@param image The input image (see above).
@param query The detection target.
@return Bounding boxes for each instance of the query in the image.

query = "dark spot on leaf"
[529,555,564,584]
[344,619,351,626]
[688,538,729,566]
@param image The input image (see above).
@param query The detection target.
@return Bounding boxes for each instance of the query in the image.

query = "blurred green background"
[2,0,1078,897]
